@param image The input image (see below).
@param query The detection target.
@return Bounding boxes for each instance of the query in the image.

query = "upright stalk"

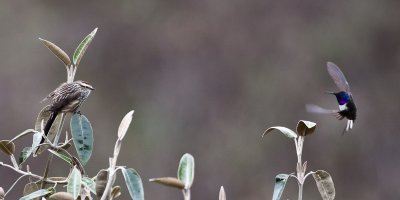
[183,189,191,200]
[294,136,306,200]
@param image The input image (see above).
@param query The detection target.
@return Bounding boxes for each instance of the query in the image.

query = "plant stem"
[298,183,303,200]
[295,136,305,200]
[183,189,191,200]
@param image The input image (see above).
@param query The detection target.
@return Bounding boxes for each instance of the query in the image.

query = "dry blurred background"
[0,0,399,199]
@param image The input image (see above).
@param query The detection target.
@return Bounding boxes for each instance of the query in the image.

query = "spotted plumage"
[35,80,94,154]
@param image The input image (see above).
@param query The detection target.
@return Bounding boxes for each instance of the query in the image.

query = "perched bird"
[36,80,94,152]
[306,62,357,133]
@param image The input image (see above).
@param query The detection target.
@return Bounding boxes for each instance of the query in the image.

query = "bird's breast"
[339,103,347,111]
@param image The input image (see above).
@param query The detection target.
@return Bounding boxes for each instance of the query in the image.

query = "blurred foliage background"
[0,0,399,199]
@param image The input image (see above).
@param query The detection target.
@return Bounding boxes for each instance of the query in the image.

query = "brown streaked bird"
[36,80,94,152]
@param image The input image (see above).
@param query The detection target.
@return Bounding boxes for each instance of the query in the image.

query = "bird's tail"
[342,120,354,135]
[34,111,58,155]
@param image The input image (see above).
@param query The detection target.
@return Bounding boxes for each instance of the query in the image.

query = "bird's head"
[326,91,350,105]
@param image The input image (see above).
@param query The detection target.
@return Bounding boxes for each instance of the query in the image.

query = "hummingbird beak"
[324,91,335,95]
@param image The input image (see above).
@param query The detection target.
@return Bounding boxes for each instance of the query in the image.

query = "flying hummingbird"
[306,62,357,133]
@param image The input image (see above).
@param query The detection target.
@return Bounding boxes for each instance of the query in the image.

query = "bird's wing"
[326,62,351,93]
[306,104,337,114]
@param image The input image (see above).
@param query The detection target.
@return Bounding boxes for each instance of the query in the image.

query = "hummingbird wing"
[306,104,337,114]
[326,62,351,93]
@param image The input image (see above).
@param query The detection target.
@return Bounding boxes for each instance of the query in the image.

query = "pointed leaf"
[19,188,55,200]
[82,177,96,194]
[48,149,72,164]
[121,168,144,200]
[0,140,15,155]
[70,113,93,165]
[73,28,97,66]
[35,106,63,154]
[272,174,290,200]
[95,169,109,199]
[49,192,74,200]
[312,170,335,200]
[219,186,226,200]
[39,38,71,66]
[296,120,317,136]
[118,110,134,140]
[177,153,195,189]
[23,182,39,199]
[149,177,185,189]
[19,147,33,165]
[263,126,297,139]
[67,167,82,199]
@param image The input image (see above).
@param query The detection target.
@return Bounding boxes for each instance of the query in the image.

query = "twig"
[0,162,66,184]
[4,174,28,196]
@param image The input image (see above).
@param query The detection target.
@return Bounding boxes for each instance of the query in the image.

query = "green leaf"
[177,153,195,189]
[296,120,317,136]
[67,167,82,199]
[19,188,55,200]
[73,28,97,66]
[121,168,144,200]
[272,174,290,200]
[149,177,185,189]
[263,126,297,139]
[19,147,32,165]
[81,177,96,194]
[219,186,226,200]
[0,140,15,155]
[312,170,335,200]
[118,110,134,140]
[70,113,93,165]
[39,38,71,66]
[48,149,72,164]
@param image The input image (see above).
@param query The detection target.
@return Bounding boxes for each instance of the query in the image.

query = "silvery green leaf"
[118,110,134,140]
[312,170,335,200]
[19,188,55,200]
[121,168,144,200]
[48,149,72,164]
[73,28,97,66]
[263,126,297,139]
[70,113,93,165]
[177,153,195,189]
[67,167,82,199]
[219,186,226,200]
[81,177,96,194]
[272,174,290,200]
[19,147,32,165]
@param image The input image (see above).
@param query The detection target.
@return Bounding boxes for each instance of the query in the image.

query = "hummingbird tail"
[342,120,354,135]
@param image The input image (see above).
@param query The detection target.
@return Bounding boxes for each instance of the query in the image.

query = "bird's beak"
[324,91,335,95]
